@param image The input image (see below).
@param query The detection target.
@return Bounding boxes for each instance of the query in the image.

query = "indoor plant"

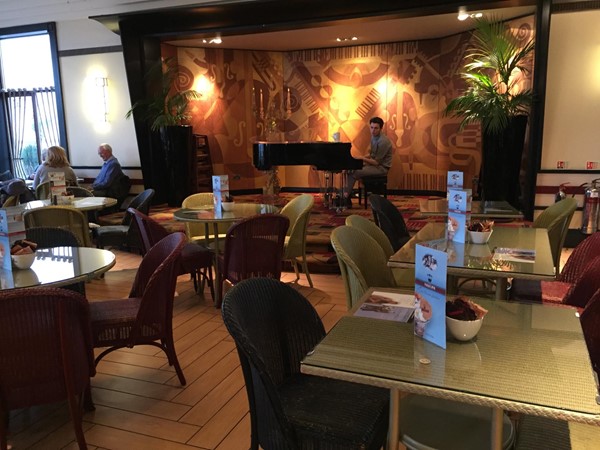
[445,17,534,207]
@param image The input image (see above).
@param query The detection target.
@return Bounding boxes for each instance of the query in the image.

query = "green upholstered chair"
[280,194,314,287]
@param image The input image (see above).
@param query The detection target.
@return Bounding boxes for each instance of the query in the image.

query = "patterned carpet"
[97,193,460,274]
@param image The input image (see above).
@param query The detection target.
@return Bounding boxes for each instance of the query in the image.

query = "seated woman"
[32,145,78,188]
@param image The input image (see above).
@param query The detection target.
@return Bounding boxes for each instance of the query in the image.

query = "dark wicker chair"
[94,188,154,250]
[89,232,187,388]
[217,214,289,307]
[130,208,215,300]
[0,288,95,450]
[221,278,389,450]
[67,186,94,197]
[581,287,600,376]
[511,232,600,303]
[368,194,411,251]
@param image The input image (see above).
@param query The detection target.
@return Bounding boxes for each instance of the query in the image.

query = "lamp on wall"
[95,76,109,122]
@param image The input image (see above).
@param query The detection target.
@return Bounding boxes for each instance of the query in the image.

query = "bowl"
[468,229,493,244]
[446,315,483,341]
[221,202,235,211]
[11,252,36,270]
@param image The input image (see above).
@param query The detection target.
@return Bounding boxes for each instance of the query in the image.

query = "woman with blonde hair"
[32,145,78,188]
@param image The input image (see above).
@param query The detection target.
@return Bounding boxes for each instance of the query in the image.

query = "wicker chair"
[217,214,289,307]
[581,287,600,376]
[182,193,229,246]
[345,214,414,287]
[67,186,94,197]
[0,288,95,450]
[514,415,600,449]
[35,180,52,200]
[280,194,314,287]
[89,232,187,388]
[368,194,411,251]
[130,208,214,299]
[94,188,154,250]
[330,225,398,309]
[221,278,389,450]
[23,206,93,247]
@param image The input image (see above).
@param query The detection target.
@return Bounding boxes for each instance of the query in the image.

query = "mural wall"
[176,16,534,193]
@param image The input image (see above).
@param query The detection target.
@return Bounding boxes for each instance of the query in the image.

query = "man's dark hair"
[370,117,384,127]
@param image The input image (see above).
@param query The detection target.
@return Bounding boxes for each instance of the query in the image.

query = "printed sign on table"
[212,175,230,211]
[447,171,464,189]
[447,188,472,243]
[354,291,415,322]
[0,209,12,270]
[414,241,448,349]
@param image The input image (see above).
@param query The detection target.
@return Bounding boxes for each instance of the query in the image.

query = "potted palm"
[445,17,534,207]
[126,57,201,206]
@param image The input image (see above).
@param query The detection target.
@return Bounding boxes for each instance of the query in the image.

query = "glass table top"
[416,199,523,219]
[174,203,279,223]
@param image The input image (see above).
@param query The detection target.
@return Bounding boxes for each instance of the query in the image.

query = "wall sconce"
[95,77,109,122]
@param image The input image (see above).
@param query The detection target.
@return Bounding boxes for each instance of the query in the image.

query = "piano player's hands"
[361,155,379,166]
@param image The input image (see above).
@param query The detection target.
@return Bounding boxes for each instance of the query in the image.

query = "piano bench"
[358,175,388,209]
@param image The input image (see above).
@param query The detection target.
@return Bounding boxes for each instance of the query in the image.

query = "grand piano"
[253,141,363,172]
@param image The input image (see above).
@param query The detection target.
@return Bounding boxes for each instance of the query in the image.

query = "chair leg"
[291,259,300,282]
[66,393,87,450]
[83,382,95,412]
[301,256,313,288]
[161,337,186,386]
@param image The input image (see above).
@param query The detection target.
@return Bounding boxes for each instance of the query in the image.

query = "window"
[0,23,65,179]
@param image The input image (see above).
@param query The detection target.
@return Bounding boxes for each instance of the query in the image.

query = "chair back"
[123,188,155,226]
[67,186,94,197]
[35,181,52,200]
[345,214,394,259]
[26,226,81,248]
[23,206,93,247]
[0,287,94,410]
[222,214,289,285]
[559,232,600,283]
[129,207,169,254]
[331,225,396,309]
[182,192,230,241]
[563,254,600,309]
[280,194,313,258]
[533,198,577,274]
[581,288,600,376]
[368,194,410,251]
[222,278,326,448]
[127,232,186,344]
[2,195,19,207]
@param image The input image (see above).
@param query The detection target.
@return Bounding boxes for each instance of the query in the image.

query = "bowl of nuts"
[467,220,494,244]
[10,240,38,270]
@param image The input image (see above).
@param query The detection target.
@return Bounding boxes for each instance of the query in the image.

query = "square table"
[388,223,556,299]
[301,290,600,449]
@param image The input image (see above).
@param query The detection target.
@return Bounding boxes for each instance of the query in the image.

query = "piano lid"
[253,141,362,171]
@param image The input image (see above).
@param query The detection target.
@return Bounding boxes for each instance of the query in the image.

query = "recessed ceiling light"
[336,36,358,42]
[458,8,483,21]
[202,37,222,44]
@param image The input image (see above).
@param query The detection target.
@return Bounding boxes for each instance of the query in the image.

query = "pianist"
[344,116,393,207]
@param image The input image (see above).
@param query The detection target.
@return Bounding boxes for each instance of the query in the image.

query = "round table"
[0,246,116,290]
[174,203,279,305]
[23,197,118,212]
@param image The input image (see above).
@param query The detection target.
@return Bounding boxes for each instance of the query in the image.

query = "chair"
[67,186,94,197]
[368,194,411,251]
[0,288,95,450]
[532,198,577,275]
[514,415,600,449]
[221,278,390,450]
[358,174,388,209]
[94,188,154,250]
[23,206,93,247]
[35,180,52,200]
[331,225,398,309]
[1,195,18,207]
[217,214,289,307]
[581,287,600,375]
[345,214,414,287]
[130,208,215,299]
[182,193,229,246]
[89,232,187,386]
[511,232,600,303]
[279,193,314,287]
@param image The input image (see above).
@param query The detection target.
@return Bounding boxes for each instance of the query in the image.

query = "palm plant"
[445,17,535,135]
[126,57,200,131]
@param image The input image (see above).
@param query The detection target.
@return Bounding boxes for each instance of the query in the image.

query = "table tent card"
[354,290,415,322]
[414,241,448,349]
[0,209,12,270]
[447,188,472,243]
[212,175,230,212]
[447,171,464,189]
[48,172,70,203]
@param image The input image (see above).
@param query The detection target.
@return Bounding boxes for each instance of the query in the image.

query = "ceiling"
[165,5,536,51]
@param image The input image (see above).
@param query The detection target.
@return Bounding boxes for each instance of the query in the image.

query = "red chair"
[217,214,289,307]
[129,208,214,300]
[89,233,187,387]
[580,288,600,376]
[0,288,95,450]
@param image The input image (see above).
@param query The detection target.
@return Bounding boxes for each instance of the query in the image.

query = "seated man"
[92,143,128,198]
[344,116,393,207]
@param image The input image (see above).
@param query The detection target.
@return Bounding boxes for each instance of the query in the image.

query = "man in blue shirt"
[92,143,125,197]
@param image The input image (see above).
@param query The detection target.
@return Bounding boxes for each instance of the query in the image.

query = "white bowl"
[222,202,235,211]
[11,252,36,270]
[446,315,483,341]
[468,229,493,244]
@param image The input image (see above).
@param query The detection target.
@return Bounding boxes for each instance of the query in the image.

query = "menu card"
[212,175,230,211]
[447,188,472,243]
[493,248,536,263]
[447,171,464,189]
[414,242,448,349]
[0,209,12,270]
[354,291,415,322]
[49,172,68,199]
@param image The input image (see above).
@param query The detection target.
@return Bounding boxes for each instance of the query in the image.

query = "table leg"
[387,389,401,450]
[212,223,222,306]
[495,278,508,300]
[490,407,504,450]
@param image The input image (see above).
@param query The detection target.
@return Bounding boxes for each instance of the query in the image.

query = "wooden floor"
[7,250,350,450]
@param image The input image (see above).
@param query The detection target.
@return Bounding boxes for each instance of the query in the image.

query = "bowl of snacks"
[222,195,235,211]
[446,297,488,341]
[10,239,38,270]
[467,220,494,244]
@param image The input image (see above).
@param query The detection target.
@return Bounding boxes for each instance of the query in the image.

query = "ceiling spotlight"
[202,37,222,44]
[336,36,358,42]
[458,9,484,21]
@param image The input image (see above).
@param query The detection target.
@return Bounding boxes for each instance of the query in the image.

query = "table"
[388,223,556,299]
[301,292,600,450]
[174,203,279,305]
[415,199,523,220]
[23,197,118,212]
[0,246,116,289]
